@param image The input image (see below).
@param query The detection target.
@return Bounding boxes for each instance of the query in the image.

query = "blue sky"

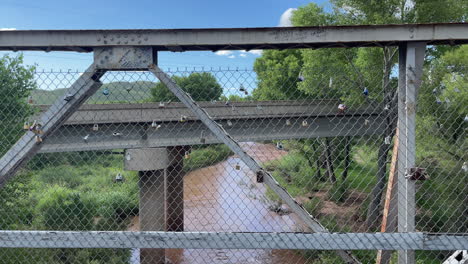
[0,0,329,71]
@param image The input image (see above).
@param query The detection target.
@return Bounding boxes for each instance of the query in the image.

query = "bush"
[35,185,92,231]
[0,172,35,229]
[303,197,323,216]
[94,191,138,230]
[183,144,233,172]
[327,180,349,203]
[35,165,82,189]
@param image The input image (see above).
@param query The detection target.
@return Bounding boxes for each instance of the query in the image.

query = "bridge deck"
[37,101,385,153]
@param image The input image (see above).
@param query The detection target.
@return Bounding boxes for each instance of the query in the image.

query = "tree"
[151,72,222,102]
[254,0,467,230]
[253,49,305,100]
[0,54,36,157]
[327,0,467,229]
[419,45,468,152]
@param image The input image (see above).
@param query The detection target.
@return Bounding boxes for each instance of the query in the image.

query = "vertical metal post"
[397,42,425,264]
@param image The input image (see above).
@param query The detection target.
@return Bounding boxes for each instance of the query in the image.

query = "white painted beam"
[0,231,466,250]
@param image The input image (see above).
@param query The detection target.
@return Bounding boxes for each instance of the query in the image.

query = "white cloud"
[215,50,234,56]
[0,28,16,31]
[278,8,297,27]
[228,55,235,59]
[248,50,263,56]
[239,53,247,58]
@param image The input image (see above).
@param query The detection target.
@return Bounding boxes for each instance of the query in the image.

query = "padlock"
[29,120,37,131]
[113,132,122,137]
[184,151,190,159]
[364,119,370,126]
[286,119,291,126]
[200,131,206,143]
[159,102,165,108]
[235,163,241,170]
[151,121,159,128]
[92,124,99,131]
[302,120,308,127]
[180,115,187,122]
[227,120,233,127]
[384,136,391,145]
[27,96,33,104]
[35,123,43,134]
[23,121,30,130]
[35,135,42,143]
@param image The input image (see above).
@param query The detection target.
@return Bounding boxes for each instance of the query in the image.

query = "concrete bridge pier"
[124,147,187,264]
[166,146,189,232]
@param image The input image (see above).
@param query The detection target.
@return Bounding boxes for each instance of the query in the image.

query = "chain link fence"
[0,54,466,264]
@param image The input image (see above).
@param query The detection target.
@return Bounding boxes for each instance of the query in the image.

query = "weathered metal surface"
[0,231,466,250]
[94,47,157,70]
[398,42,426,264]
[0,23,467,51]
[37,101,384,153]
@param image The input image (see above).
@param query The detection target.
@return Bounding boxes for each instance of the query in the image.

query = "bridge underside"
[37,101,384,153]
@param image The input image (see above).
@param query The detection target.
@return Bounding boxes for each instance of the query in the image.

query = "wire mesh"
[0,55,466,264]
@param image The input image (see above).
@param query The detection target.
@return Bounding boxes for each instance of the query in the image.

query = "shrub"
[303,197,323,216]
[35,165,82,189]
[94,191,138,230]
[35,185,92,231]
[327,180,349,203]
[183,144,233,172]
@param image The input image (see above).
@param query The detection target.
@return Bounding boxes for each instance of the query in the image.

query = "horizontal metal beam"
[1,23,467,52]
[0,231,466,250]
[36,101,384,153]
[35,100,370,125]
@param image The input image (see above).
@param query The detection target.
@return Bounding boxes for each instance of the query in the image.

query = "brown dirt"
[296,189,369,232]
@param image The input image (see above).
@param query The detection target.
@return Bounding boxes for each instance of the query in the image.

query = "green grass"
[31,81,154,104]
[183,144,233,172]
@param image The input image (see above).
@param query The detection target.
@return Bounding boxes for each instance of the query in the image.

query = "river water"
[131,142,309,264]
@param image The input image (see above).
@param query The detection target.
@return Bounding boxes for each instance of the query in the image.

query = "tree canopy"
[151,72,222,102]
[0,54,36,156]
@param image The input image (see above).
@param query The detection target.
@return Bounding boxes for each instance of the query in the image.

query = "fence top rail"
[1,23,467,52]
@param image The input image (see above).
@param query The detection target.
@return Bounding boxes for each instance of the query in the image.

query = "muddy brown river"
[131,142,310,264]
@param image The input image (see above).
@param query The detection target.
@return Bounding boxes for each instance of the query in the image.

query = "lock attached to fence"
[405,167,429,181]
[256,170,265,183]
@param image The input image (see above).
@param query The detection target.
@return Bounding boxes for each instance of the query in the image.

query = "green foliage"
[303,197,323,216]
[253,49,306,100]
[151,72,222,102]
[419,45,468,144]
[0,54,36,156]
[183,144,233,172]
[327,180,349,203]
[93,190,138,230]
[0,172,35,229]
[35,186,93,230]
[31,81,154,104]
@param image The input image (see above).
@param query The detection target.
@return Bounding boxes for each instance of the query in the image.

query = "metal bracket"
[94,47,157,70]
